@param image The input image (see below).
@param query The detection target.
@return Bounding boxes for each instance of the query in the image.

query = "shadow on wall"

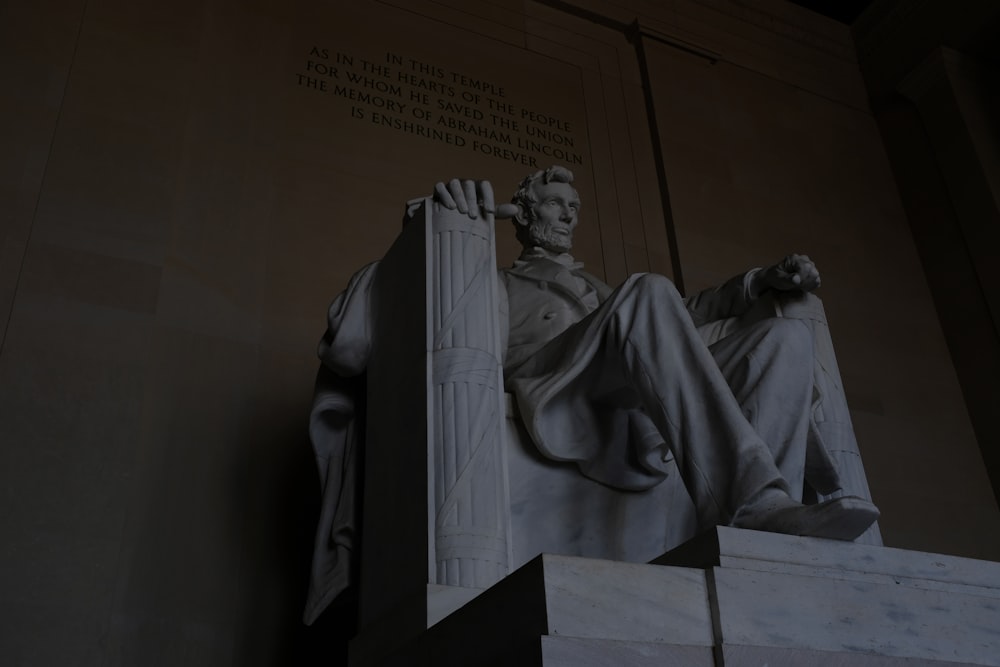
[226,407,358,666]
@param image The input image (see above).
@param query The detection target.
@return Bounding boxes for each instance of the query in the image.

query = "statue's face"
[525,181,580,253]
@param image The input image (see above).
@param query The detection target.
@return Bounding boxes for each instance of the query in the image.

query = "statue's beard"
[527,221,574,253]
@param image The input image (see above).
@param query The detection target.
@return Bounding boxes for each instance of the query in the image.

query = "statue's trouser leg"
[601,274,788,527]
[708,318,814,501]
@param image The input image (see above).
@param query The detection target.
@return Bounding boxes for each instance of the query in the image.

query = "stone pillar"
[898,47,1000,334]
[896,47,1000,505]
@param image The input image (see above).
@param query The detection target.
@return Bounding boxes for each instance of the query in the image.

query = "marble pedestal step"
[352,528,1000,666]
[657,527,1000,667]
[363,553,716,666]
[655,525,1000,598]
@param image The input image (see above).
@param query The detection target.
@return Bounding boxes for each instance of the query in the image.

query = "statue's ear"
[513,210,529,229]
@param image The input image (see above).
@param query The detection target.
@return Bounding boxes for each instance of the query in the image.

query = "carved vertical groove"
[428,202,510,588]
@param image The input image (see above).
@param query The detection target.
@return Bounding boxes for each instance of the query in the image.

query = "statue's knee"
[773,290,828,323]
[627,273,680,301]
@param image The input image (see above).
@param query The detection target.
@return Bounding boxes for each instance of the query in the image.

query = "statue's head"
[511,165,580,253]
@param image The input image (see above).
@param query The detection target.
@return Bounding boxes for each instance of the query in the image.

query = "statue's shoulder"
[501,259,550,282]
[575,269,615,300]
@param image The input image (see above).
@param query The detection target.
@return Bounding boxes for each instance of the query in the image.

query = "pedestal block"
[657,527,1000,666]
[351,528,1000,666]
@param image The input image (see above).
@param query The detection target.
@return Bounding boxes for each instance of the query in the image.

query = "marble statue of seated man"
[432,165,879,542]
[302,164,879,624]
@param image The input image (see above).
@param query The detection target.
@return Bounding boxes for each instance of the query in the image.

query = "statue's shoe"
[731,494,879,541]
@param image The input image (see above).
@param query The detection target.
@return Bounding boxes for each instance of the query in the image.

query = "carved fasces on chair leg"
[428,201,512,589]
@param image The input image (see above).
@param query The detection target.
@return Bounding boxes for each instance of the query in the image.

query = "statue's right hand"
[433,179,520,220]
[434,179,493,220]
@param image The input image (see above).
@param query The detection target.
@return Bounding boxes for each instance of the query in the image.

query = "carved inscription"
[297,47,586,167]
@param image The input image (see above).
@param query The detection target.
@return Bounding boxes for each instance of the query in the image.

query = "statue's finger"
[435,182,457,209]
[495,203,520,219]
[479,180,496,215]
[463,180,478,219]
[448,178,468,214]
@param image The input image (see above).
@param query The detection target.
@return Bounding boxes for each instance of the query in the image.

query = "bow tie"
[518,247,584,270]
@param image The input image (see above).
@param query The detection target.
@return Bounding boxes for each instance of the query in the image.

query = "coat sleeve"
[304,261,379,624]
[318,262,380,377]
[303,366,362,624]
[682,269,761,327]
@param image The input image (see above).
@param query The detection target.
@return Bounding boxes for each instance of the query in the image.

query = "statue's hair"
[511,165,576,247]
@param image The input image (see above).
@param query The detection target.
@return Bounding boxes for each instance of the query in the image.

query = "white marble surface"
[539,555,713,645]
[721,645,984,667]
[717,554,1000,599]
[656,527,1000,665]
[657,525,1000,595]
[711,565,1000,665]
[538,636,714,666]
